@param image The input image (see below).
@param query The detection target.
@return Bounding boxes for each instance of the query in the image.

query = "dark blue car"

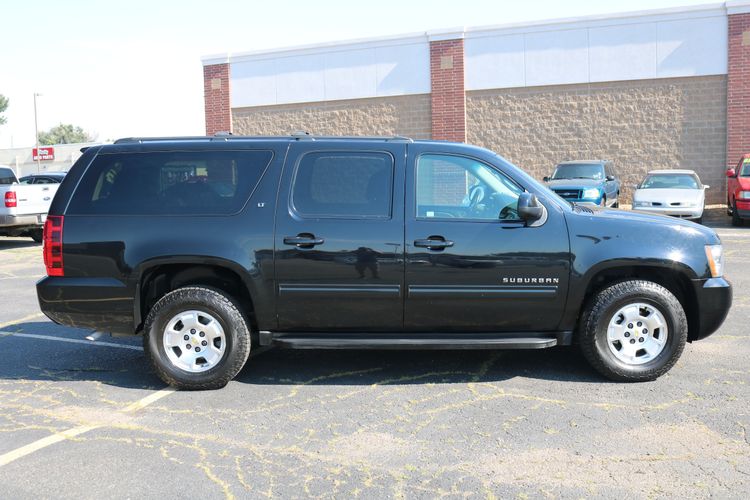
[544,160,620,207]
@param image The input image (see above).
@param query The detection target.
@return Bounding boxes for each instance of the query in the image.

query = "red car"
[727,155,750,226]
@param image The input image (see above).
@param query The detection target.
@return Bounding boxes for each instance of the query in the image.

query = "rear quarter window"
[66,150,273,215]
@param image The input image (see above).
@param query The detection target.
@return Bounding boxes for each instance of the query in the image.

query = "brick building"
[202,2,750,204]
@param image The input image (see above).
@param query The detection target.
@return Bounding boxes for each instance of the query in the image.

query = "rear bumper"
[36,276,136,335]
[0,214,44,228]
[689,277,732,341]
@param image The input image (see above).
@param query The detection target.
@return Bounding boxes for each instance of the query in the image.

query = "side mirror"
[704,185,710,189]
[726,168,736,178]
[518,193,544,223]
[542,176,550,182]
[606,175,615,181]
[632,184,640,189]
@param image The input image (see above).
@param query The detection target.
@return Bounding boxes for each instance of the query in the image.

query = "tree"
[38,123,95,145]
[0,94,8,125]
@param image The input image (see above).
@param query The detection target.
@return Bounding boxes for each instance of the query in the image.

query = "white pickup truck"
[0,165,60,242]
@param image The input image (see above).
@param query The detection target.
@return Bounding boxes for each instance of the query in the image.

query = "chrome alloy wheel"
[606,302,669,365]
[163,310,226,373]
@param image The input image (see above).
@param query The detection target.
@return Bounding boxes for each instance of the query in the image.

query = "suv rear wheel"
[579,280,687,381]
[144,286,251,390]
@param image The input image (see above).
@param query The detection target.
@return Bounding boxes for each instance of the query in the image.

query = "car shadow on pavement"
[0,239,40,250]
[1,320,604,389]
[235,346,605,386]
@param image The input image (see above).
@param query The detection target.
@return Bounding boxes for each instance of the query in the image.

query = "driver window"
[416,154,523,221]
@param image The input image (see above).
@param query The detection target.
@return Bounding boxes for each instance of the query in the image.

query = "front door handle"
[284,234,325,248]
[414,237,454,250]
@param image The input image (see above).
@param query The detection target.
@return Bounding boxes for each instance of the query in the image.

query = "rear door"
[274,142,406,332]
[404,143,570,332]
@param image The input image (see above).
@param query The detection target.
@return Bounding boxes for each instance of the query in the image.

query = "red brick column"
[430,38,466,142]
[728,11,750,166]
[203,63,232,136]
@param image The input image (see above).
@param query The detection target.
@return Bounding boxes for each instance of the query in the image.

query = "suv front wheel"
[579,280,687,381]
[144,286,251,390]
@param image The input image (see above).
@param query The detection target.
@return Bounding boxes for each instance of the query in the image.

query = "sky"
[0,0,716,148]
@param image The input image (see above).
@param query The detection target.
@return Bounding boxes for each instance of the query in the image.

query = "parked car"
[0,165,61,242]
[18,172,67,185]
[543,160,620,207]
[37,136,731,389]
[632,170,707,224]
[726,154,750,226]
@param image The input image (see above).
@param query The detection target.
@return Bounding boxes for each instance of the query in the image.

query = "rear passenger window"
[291,151,393,218]
[0,168,15,185]
[67,150,273,215]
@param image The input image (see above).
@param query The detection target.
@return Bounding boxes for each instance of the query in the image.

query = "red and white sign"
[32,147,55,161]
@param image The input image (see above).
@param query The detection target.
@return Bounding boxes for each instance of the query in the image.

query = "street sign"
[32,147,55,161]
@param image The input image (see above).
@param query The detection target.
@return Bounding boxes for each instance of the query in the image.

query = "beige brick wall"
[232,94,431,140]
[467,76,727,204]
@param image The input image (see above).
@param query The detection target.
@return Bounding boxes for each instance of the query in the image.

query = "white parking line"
[0,331,143,351]
[0,388,175,467]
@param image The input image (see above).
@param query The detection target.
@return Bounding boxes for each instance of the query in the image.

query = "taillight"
[43,216,64,276]
[4,191,16,208]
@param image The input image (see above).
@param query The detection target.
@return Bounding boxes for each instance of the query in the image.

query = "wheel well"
[580,266,699,341]
[138,264,257,336]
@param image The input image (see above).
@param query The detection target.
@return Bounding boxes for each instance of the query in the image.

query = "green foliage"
[0,94,8,125]
[38,123,95,145]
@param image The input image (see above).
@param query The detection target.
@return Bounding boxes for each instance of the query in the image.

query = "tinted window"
[552,164,604,180]
[0,168,16,185]
[19,176,33,185]
[416,154,523,221]
[292,151,393,218]
[68,150,273,215]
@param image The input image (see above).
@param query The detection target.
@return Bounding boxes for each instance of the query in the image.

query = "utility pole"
[33,93,41,174]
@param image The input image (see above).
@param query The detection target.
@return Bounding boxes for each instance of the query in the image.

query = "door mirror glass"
[518,193,544,223]
[726,168,736,178]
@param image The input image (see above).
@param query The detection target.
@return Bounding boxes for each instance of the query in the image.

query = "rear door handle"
[414,237,454,250]
[283,235,325,247]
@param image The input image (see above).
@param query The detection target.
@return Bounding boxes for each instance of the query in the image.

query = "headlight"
[634,201,649,207]
[582,188,601,199]
[705,244,724,278]
[738,191,750,200]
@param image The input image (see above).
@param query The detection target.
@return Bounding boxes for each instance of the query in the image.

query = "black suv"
[37,136,731,389]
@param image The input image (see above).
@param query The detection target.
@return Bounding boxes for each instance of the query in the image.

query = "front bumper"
[689,277,732,341]
[633,205,703,219]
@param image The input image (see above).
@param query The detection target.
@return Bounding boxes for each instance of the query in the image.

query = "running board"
[269,333,558,350]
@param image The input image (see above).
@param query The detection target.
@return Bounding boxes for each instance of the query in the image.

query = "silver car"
[632,169,707,223]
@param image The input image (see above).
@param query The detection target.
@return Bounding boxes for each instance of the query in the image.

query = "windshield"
[552,164,604,180]
[0,168,16,185]
[741,159,750,177]
[640,174,700,190]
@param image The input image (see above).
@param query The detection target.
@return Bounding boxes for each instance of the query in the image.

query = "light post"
[33,93,42,174]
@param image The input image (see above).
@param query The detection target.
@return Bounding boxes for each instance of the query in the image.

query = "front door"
[404,144,570,332]
[274,142,406,331]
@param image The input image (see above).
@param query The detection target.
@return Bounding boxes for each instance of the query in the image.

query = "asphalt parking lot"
[0,214,749,499]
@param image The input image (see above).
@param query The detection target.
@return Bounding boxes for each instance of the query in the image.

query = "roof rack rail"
[112,134,415,144]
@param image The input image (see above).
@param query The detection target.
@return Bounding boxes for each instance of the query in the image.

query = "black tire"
[732,200,744,227]
[144,286,251,390]
[695,216,703,225]
[29,229,43,243]
[579,280,687,382]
